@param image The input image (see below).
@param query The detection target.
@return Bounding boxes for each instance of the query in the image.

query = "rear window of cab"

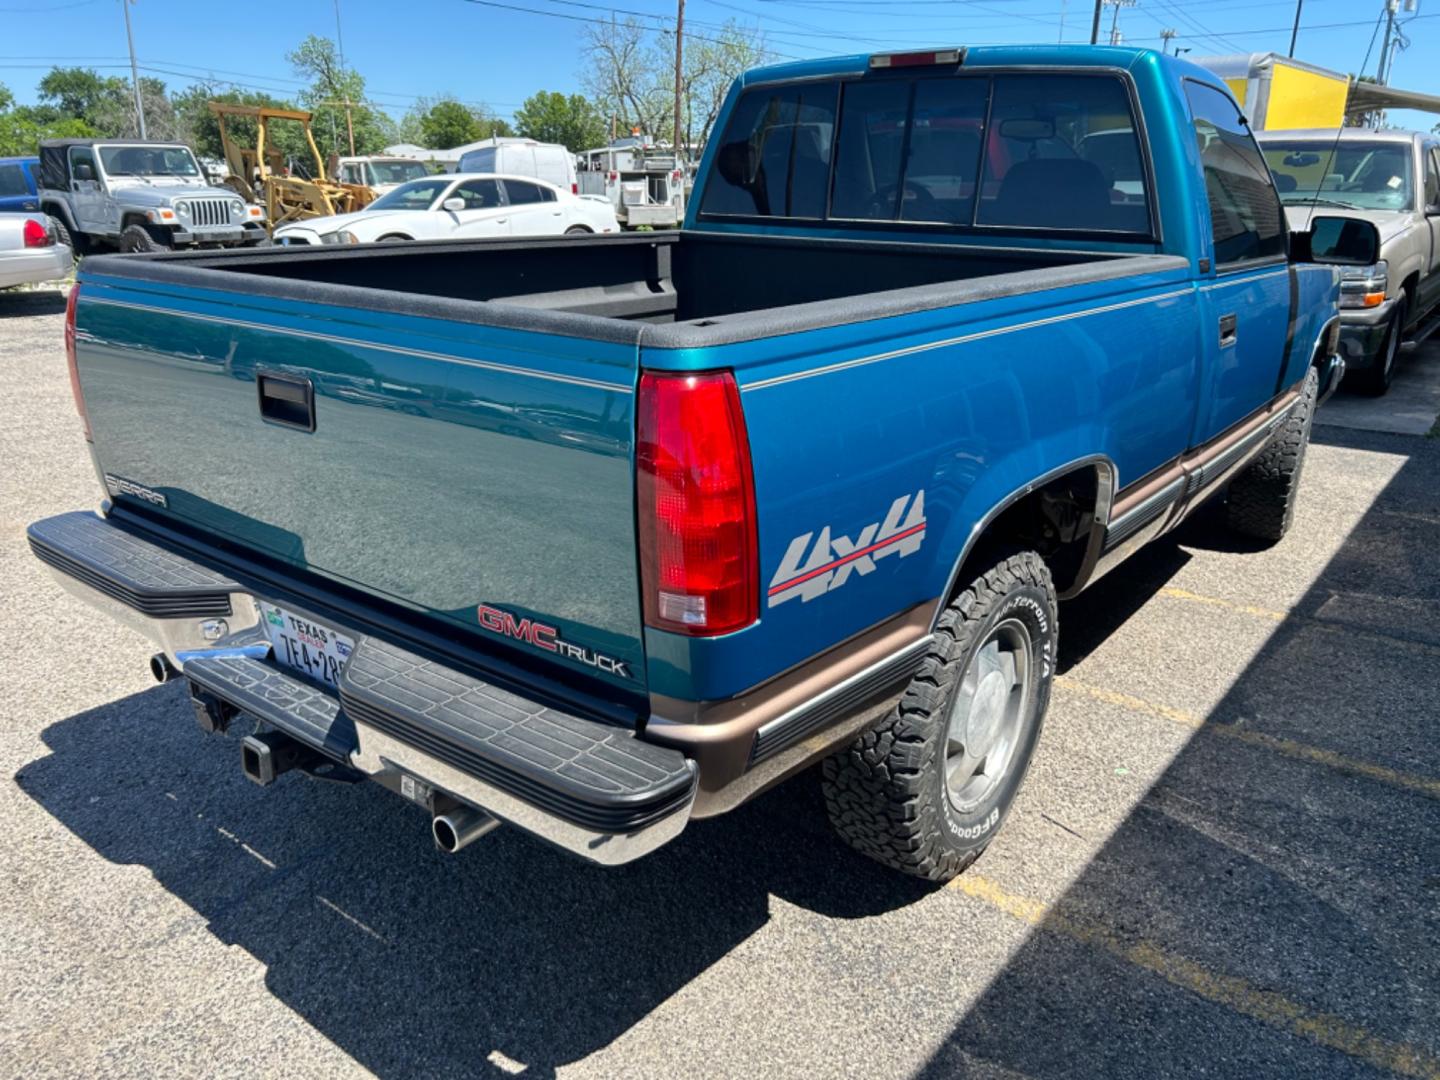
[700,72,1152,236]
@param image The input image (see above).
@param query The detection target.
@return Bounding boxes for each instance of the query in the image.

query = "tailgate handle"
[257,372,316,432]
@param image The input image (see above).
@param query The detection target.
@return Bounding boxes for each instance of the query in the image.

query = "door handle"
[257,372,315,432]
[496,217,507,224]
[1219,313,1238,348]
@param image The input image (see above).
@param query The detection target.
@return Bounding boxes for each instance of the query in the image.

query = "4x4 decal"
[767,491,926,608]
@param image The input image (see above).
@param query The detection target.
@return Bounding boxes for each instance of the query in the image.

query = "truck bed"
[73,231,1187,717]
[99,231,1159,345]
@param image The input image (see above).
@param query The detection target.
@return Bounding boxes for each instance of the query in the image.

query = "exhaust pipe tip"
[149,652,178,683]
[432,806,500,854]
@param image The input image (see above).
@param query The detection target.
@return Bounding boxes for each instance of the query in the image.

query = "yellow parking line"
[1159,586,1285,622]
[1053,677,1440,801]
[1156,586,1440,658]
[949,873,1440,1079]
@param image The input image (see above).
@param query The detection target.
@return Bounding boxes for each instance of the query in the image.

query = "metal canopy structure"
[1345,80,1440,119]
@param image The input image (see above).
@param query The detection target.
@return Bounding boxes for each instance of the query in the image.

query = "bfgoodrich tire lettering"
[1226,365,1318,544]
[821,551,1056,881]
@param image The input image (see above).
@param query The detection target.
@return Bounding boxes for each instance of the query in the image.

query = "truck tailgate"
[74,277,645,693]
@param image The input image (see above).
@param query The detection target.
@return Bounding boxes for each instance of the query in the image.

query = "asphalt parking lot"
[3,286,1439,1079]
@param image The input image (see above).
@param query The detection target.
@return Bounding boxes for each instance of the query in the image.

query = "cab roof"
[738,44,1220,88]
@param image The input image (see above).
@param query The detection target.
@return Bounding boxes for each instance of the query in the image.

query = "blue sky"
[1,0,1437,132]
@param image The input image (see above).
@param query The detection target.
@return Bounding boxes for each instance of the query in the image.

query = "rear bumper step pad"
[184,644,358,762]
[27,509,696,859]
[28,511,238,618]
[341,637,695,835]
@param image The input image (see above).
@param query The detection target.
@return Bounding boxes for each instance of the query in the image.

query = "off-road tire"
[49,215,87,255]
[1356,297,1406,397]
[822,551,1057,882]
[1226,364,1319,544]
[118,224,162,253]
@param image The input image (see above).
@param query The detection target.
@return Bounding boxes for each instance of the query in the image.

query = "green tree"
[34,66,175,139]
[171,85,307,163]
[514,91,605,151]
[0,79,95,156]
[581,18,769,153]
[36,67,119,123]
[286,35,396,157]
[474,114,513,139]
[419,98,480,149]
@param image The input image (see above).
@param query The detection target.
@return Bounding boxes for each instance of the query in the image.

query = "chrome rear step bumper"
[27,510,696,865]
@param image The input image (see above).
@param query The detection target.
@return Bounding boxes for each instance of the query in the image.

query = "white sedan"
[0,213,73,289]
[273,173,619,246]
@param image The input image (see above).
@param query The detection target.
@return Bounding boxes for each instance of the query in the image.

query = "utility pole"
[1160,28,1177,55]
[1089,0,1103,44]
[1287,0,1304,57]
[1379,0,1397,84]
[330,2,356,158]
[672,0,685,159]
[1107,0,1135,45]
[333,0,346,69]
[121,0,146,139]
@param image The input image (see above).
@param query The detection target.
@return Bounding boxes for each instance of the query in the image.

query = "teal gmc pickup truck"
[30,46,1377,881]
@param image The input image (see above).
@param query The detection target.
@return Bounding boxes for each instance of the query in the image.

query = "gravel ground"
[2,286,1439,1079]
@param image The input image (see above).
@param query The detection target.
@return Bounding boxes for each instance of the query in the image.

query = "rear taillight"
[637,371,758,636]
[607,171,618,183]
[571,182,578,194]
[65,286,92,442]
[23,217,52,248]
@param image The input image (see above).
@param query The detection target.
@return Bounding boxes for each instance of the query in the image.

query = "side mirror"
[441,197,466,212]
[1297,215,1381,266]
[73,163,95,181]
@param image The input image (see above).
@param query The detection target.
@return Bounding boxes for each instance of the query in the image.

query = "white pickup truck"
[1260,127,1440,394]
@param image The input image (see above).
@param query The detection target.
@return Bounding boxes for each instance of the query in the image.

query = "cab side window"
[1424,146,1440,212]
[1183,81,1286,267]
[70,147,97,181]
[0,163,27,197]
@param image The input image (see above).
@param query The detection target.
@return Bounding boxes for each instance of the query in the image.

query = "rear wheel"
[1226,364,1318,544]
[1356,297,1406,396]
[48,215,87,255]
[118,224,164,253]
[564,225,592,235]
[822,550,1056,881]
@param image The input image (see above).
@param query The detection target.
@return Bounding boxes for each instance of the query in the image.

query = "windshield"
[366,177,449,211]
[370,160,430,185]
[1262,140,1413,211]
[99,145,201,178]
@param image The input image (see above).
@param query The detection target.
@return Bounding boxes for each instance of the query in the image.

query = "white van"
[456,138,578,195]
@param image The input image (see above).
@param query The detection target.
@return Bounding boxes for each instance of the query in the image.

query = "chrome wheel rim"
[944,619,1032,813]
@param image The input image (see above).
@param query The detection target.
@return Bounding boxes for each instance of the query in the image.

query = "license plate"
[259,603,354,690]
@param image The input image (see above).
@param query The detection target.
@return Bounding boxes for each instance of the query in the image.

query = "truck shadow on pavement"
[16,685,930,1076]
[0,290,67,318]
[918,423,1440,1078]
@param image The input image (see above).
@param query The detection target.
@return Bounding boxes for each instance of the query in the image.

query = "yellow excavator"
[209,103,376,232]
